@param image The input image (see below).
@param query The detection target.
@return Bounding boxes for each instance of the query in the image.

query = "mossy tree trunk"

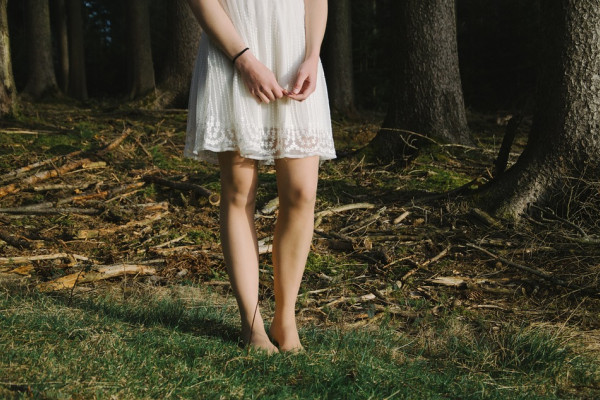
[324,0,355,115]
[477,0,600,220]
[368,0,470,163]
[155,0,201,109]
[0,0,16,117]
[127,0,155,99]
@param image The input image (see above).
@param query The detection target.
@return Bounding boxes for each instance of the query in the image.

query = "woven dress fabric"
[184,0,337,165]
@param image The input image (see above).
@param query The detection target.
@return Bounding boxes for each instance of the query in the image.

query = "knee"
[279,185,317,209]
[221,182,257,209]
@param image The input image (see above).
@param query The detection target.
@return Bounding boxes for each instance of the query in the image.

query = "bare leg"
[270,156,320,351]
[218,151,278,353]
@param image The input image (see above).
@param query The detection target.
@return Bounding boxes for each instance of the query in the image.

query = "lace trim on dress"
[184,124,337,165]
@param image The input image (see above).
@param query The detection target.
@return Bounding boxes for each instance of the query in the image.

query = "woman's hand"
[235,51,285,104]
[286,56,319,102]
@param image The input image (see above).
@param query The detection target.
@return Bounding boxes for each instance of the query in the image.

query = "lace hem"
[184,124,337,165]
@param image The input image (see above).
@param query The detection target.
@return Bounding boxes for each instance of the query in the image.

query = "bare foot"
[242,328,279,354]
[269,318,304,353]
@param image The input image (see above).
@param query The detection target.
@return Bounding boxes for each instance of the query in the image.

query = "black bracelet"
[232,47,250,64]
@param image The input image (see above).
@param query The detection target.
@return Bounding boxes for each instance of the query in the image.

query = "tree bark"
[0,0,16,117]
[368,0,470,163]
[54,0,69,92]
[66,0,87,101]
[24,0,58,98]
[155,0,201,109]
[127,0,155,99]
[478,0,600,220]
[324,0,355,114]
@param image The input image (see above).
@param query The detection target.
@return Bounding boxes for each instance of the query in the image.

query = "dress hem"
[183,146,337,166]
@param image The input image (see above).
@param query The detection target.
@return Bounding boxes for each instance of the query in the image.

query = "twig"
[531,204,588,238]
[393,211,410,224]
[466,243,571,288]
[340,206,386,234]
[494,114,523,178]
[153,234,188,249]
[401,245,451,281]
[142,175,215,200]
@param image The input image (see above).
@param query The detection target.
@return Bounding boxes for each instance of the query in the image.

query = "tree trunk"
[66,0,87,101]
[127,0,155,99]
[324,0,355,115]
[54,0,69,92]
[24,0,58,98]
[478,0,600,220]
[0,0,16,117]
[368,0,470,163]
[155,0,201,109]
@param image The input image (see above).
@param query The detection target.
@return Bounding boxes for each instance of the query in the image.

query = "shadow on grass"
[42,287,241,345]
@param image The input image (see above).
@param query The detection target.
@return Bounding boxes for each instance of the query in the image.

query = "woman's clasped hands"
[234,49,318,104]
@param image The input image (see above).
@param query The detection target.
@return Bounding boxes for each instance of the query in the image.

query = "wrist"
[304,53,320,63]
[234,49,254,70]
[232,47,250,64]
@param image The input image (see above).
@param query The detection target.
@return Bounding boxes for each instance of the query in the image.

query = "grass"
[2,103,599,399]
[1,281,598,399]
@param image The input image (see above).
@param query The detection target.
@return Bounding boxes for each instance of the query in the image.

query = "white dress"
[184,0,337,165]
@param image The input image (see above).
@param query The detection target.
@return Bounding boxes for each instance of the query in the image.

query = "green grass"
[1,282,598,399]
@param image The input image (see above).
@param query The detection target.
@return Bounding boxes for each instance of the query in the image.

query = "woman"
[184,0,336,353]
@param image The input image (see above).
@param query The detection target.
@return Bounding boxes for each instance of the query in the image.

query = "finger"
[262,88,276,102]
[273,86,285,99]
[291,72,309,95]
[257,91,270,104]
[288,80,315,101]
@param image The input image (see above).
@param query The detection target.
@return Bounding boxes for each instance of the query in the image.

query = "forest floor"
[0,100,599,399]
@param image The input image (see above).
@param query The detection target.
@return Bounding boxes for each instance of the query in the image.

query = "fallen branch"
[0,206,101,215]
[314,202,375,228]
[426,276,468,289]
[37,264,157,292]
[319,293,377,310]
[149,244,209,256]
[76,211,167,239]
[0,253,91,265]
[0,232,44,249]
[469,208,503,228]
